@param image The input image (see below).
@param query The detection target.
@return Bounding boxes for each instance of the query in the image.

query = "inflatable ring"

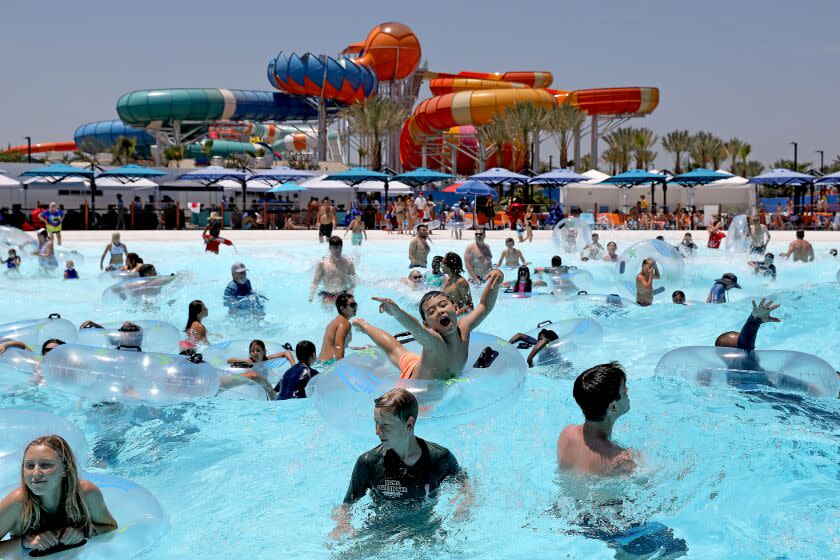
[519,319,604,367]
[0,409,89,483]
[550,269,594,293]
[614,239,685,302]
[310,332,526,435]
[201,339,291,385]
[42,344,220,404]
[76,320,181,353]
[102,275,177,303]
[552,217,592,253]
[100,269,139,281]
[53,246,85,266]
[725,214,750,253]
[223,293,267,315]
[655,346,840,398]
[0,314,77,350]
[0,226,37,250]
[563,291,635,308]
[0,474,169,560]
[445,217,473,230]
[0,347,43,391]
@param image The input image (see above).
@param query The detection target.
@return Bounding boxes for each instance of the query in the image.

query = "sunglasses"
[475,233,485,238]
[346,301,358,309]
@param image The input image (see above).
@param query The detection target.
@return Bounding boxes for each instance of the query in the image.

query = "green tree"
[546,104,586,168]
[745,160,765,177]
[633,127,657,169]
[111,136,137,165]
[771,159,812,173]
[709,136,727,169]
[498,102,545,171]
[734,143,752,176]
[476,113,515,171]
[603,127,635,172]
[690,131,718,168]
[163,146,183,168]
[724,138,744,173]
[341,97,407,171]
[661,129,692,174]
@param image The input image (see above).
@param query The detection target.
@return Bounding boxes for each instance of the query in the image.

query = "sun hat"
[716,272,741,288]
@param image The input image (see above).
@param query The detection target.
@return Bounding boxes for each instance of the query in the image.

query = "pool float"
[0,473,169,560]
[552,217,592,253]
[0,347,43,390]
[100,269,139,281]
[614,239,684,302]
[517,319,604,367]
[310,332,526,435]
[655,346,840,398]
[724,214,750,253]
[0,314,77,350]
[53,246,86,266]
[41,344,220,404]
[0,226,37,250]
[549,268,595,293]
[102,275,178,303]
[203,233,234,254]
[201,339,291,385]
[421,219,441,230]
[0,409,89,483]
[445,217,473,230]
[76,320,181,353]
[223,293,267,315]
[563,291,635,308]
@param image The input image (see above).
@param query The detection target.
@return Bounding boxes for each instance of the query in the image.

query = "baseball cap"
[717,272,741,288]
[231,262,247,273]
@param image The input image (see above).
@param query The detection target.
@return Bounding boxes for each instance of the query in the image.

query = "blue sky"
[2,0,839,170]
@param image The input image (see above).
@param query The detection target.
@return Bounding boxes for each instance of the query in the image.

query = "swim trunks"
[318,290,338,300]
[351,232,363,245]
[399,352,422,379]
[319,223,333,237]
[408,264,427,269]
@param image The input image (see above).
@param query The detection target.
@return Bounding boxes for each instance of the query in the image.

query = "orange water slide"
[4,141,77,154]
[400,70,658,171]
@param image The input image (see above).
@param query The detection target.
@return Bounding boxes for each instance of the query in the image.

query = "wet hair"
[295,340,316,363]
[765,252,774,260]
[419,290,453,320]
[830,248,837,256]
[185,300,205,333]
[715,331,740,347]
[538,329,558,342]
[328,235,342,247]
[572,361,627,422]
[642,258,654,267]
[40,338,65,356]
[443,252,464,276]
[125,253,142,268]
[607,241,617,250]
[374,387,418,423]
[138,264,156,277]
[19,435,91,537]
[672,290,686,304]
[796,230,805,239]
[517,266,531,281]
[249,339,266,358]
[335,291,354,313]
[431,255,443,275]
[8,248,16,255]
[505,237,514,244]
[551,255,562,267]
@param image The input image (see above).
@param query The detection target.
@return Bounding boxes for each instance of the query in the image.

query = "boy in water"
[496,237,527,268]
[353,269,504,380]
[5,249,20,271]
[63,260,79,279]
[344,214,367,246]
[557,362,635,476]
[635,258,660,306]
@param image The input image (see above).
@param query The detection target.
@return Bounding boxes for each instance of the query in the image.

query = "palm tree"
[476,114,514,171]
[745,161,765,177]
[771,159,812,173]
[603,127,635,173]
[163,146,183,168]
[500,102,550,171]
[633,127,657,169]
[546,104,586,168]
[661,130,692,174]
[735,143,752,176]
[600,147,621,175]
[578,153,592,171]
[724,138,744,173]
[689,131,718,168]
[341,97,408,171]
[709,136,726,170]
[111,136,137,165]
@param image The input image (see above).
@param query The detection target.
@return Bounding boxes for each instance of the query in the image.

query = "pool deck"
[54,228,840,245]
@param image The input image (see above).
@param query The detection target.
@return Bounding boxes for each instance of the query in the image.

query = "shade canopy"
[324,167,392,187]
[599,169,667,187]
[175,166,248,184]
[392,167,455,187]
[247,167,315,185]
[669,168,733,187]
[454,180,498,197]
[21,163,95,179]
[0,174,21,188]
[529,168,588,186]
[468,167,529,185]
[266,182,307,193]
[749,168,813,185]
[98,164,167,180]
[814,170,840,185]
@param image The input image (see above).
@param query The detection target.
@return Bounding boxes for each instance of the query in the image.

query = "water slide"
[74,120,155,156]
[3,141,77,154]
[400,70,659,173]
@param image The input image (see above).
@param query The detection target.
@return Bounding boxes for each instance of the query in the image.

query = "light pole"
[790,141,799,213]
[24,136,31,163]
[790,141,798,170]
[817,150,824,173]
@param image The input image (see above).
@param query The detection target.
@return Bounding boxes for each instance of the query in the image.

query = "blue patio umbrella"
[670,168,734,220]
[469,167,529,198]
[529,168,588,206]
[247,167,314,186]
[98,164,167,184]
[455,180,498,229]
[600,169,668,212]
[750,168,814,217]
[266,182,307,193]
[392,167,456,189]
[22,164,98,211]
[325,167,393,201]
[176,165,250,202]
[815,170,840,185]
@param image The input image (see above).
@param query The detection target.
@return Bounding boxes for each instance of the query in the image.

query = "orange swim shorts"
[398,352,422,380]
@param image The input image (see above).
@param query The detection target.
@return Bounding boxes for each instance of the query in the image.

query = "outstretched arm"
[99,244,111,270]
[371,297,440,348]
[526,338,550,367]
[460,269,504,332]
[738,297,781,351]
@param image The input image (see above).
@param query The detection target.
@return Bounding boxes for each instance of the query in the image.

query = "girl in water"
[221,339,295,400]
[0,435,117,554]
[32,230,58,272]
[120,252,143,273]
[441,252,473,314]
[503,266,547,294]
[184,300,209,344]
[99,233,128,271]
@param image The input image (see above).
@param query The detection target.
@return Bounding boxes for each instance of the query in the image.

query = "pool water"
[1,233,839,559]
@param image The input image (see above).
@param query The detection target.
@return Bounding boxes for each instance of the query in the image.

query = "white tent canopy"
[296,175,413,207]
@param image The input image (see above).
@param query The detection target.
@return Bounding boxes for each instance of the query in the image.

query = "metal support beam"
[573,124,581,171]
[590,115,599,171]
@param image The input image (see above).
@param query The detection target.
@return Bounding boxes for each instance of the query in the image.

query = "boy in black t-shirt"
[747,252,777,280]
[330,388,470,539]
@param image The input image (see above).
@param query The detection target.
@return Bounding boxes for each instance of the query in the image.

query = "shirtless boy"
[409,224,431,268]
[309,236,356,304]
[463,228,493,283]
[635,258,660,306]
[780,230,814,262]
[495,238,527,268]
[352,269,504,380]
[318,292,357,362]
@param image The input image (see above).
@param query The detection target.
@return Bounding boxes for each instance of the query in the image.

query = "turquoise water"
[1,233,839,559]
